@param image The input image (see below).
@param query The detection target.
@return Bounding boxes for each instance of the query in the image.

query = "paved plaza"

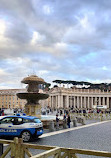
[23,120,111,158]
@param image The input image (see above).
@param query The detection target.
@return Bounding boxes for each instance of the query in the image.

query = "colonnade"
[50,94,111,109]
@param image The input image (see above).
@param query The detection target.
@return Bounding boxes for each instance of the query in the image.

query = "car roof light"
[23,113,26,116]
[16,113,20,116]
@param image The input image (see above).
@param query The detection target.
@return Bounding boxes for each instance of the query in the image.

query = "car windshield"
[33,118,41,123]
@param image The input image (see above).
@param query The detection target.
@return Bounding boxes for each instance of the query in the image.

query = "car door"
[0,117,17,136]
[12,117,24,135]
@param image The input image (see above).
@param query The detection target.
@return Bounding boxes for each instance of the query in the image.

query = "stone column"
[74,96,76,108]
[82,97,84,108]
[56,96,58,108]
[53,96,55,108]
[75,96,77,108]
[99,97,101,105]
[91,97,93,108]
[50,96,52,108]
[77,96,79,108]
[72,96,74,107]
[89,97,91,108]
[95,97,97,106]
[69,96,70,107]
[86,97,88,109]
[60,95,63,108]
[80,96,82,109]
[66,95,69,108]
[78,96,81,108]
[51,96,53,108]
[58,95,61,108]
[103,97,105,105]
[87,97,89,109]
[84,97,86,108]
[70,96,73,107]
[107,97,109,108]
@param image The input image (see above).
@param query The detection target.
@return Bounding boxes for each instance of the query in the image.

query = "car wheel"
[21,131,31,142]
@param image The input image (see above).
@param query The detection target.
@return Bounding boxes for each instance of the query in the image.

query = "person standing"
[1,110,4,116]
[67,114,71,128]
[56,114,59,130]
[63,113,66,121]
[0,108,2,116]
[63,113,67,129]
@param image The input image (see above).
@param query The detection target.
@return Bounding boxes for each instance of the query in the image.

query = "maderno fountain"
[17,75,49,118]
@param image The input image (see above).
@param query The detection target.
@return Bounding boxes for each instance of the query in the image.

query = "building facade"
[0,89,26,109]
[0,89,49,109]
[1,87,111,110]
[49,87,111,109]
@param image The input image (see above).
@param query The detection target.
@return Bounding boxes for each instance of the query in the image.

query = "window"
[17,118,22,122]
[0,117,13,124]
[33,118,41,123]
[12,118,23,125]
[23,119,33,123]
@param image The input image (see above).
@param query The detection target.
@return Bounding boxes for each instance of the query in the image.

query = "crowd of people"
[52,107,111,130]
[45,106,110,116]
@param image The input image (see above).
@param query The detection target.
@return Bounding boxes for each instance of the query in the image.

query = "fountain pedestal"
[25,104,41,118]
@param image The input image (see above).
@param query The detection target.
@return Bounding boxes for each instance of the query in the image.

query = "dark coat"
[56,117,59,122]
[67,116,71,123]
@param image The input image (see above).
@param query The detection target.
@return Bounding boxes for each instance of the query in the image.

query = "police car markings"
[0,129,17,132]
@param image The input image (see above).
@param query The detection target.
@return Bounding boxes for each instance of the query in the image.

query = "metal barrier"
[1,137,111,157]
[70,113,111,122]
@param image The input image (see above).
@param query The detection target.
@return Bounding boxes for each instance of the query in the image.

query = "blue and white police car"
[0,114,43,141]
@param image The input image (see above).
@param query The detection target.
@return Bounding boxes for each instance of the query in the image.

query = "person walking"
[67,114,71,128]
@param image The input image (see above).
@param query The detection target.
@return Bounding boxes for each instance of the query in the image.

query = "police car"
[0,114,43,142]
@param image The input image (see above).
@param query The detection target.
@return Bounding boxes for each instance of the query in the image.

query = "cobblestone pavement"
[25,120,111,158]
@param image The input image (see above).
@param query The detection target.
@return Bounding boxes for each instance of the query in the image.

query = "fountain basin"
[17,93,49,100]
[41,115,63,128]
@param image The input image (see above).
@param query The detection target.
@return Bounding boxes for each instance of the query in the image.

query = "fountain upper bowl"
[17,92,49,100]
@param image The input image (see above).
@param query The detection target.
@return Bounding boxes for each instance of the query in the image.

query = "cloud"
[0,0,111,88]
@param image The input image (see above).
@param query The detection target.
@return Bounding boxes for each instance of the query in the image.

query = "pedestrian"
[1,110,4,116]
[83,109,86,116]
[63,113,67,129]
[60,110,62,116]
[67,114,71,128]
[63,113,66,121]
[56,114,59,130]
[0,109,2,116]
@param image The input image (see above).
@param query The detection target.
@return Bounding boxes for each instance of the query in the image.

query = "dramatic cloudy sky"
[0,0,111,89]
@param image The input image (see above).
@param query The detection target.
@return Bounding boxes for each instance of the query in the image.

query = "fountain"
[17,75,49,118]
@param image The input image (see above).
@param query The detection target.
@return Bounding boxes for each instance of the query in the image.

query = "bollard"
[63,120,67,129]
[56,121,59,130]
[100,114,103,121]
[81,117,86,125]
[49,120,55,132]
[77,117,81,123]
[73,118,77,127]
[0,143,3,156]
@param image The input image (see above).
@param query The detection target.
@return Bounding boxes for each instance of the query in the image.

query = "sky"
[0,0,111,89]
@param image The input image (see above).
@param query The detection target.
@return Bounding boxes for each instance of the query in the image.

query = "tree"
[44,83,51,90]
[52,79,111,90]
